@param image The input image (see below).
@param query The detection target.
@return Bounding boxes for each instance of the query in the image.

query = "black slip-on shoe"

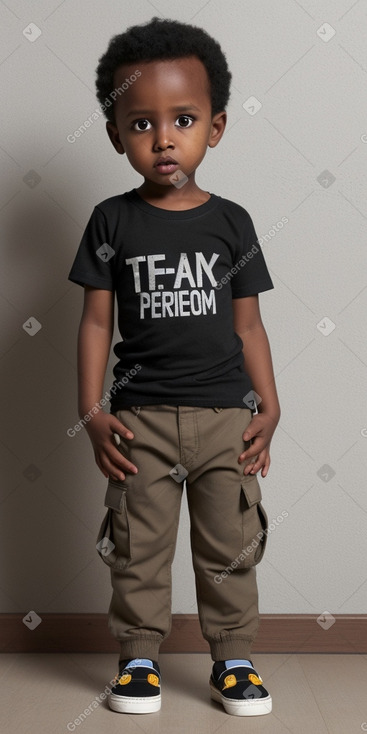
[108,658,161,714]
[210,659,272,716]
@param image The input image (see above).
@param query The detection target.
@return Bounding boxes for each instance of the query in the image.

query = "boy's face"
[106,56,226,191]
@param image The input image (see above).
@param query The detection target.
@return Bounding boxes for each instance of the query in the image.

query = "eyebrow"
[126,105,201,118]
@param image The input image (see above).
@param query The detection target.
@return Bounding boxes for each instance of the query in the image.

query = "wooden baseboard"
[1,614,366,654]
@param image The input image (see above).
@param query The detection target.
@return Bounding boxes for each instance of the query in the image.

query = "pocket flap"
[241,474,262,507]
[104,480,127,513]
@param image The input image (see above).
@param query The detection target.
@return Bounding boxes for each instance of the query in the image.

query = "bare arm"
[77,286,138,481]
[78,286,114,417]
[232,294,280,477]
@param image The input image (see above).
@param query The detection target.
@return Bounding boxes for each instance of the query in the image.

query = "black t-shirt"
[68,188,274,411]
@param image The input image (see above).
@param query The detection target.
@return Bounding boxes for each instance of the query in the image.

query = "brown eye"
[133,119,151,131]
[176,116,193,128]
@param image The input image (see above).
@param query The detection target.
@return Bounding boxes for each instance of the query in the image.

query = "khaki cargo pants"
[96,405,268,663]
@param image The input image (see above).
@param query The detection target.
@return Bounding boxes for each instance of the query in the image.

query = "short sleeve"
[231,212,274,298]
[68,206,115,290]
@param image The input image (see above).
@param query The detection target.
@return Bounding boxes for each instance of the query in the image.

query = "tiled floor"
[1,652,366,733]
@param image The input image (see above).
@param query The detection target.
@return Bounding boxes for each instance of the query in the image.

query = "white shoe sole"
[210,680,272,716]
[108,692,161,714]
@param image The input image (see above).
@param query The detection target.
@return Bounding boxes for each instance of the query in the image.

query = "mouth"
[154,157,179,174]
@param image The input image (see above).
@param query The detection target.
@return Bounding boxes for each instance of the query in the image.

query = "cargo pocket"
[240,474,268,568]
[96,479,131,571]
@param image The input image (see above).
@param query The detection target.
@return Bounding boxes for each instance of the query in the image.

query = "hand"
[238,412,279,478]
[84,411,138,481]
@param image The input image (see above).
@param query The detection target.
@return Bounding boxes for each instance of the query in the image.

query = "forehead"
[113,56,211,115]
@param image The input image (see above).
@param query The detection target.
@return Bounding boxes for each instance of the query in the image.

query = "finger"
[242,416,262,441]
[243,424,255,441]
[100,449,138,479]
[261,453,271,478]
[244,449,269,477]
[238,438,266,463]
[243,460,257,475]
[112,431,134,449]
[110,417,135,440]
[243,457,263,476]
[108,441,138,474]
[111,455,139,476]
[100,457,128,482]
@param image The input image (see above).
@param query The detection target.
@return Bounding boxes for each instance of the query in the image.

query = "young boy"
[69,17,280,718]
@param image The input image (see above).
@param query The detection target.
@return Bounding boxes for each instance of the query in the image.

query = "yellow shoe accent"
[248,673,263,685]
[118,673,132,685]
[222,674,237,690]
[147,673,159,687]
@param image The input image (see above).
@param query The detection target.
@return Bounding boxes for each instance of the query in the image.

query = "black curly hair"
[96,16,232,124]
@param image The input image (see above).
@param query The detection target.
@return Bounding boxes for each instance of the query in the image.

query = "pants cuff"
[208,635,255,662]
[118,635,162,663]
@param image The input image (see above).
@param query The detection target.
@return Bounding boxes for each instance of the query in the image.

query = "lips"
[155,157,178,166]
[154,157,179,175]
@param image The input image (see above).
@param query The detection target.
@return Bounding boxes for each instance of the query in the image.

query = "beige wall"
[1,1,366,622]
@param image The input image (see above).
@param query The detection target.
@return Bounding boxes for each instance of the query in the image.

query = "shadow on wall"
[0,184,119,617]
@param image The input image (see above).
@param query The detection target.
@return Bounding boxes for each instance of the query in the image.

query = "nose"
[153,122,174,151]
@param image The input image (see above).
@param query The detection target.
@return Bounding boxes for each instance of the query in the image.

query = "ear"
[208,111,227,149]
[106,122,125,155]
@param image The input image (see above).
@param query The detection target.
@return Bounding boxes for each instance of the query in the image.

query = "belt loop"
[130,406,141,416]
[213,406,223,413]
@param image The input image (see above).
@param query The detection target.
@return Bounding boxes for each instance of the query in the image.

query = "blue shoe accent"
[224,659,252,668]
[126,658,154,669]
